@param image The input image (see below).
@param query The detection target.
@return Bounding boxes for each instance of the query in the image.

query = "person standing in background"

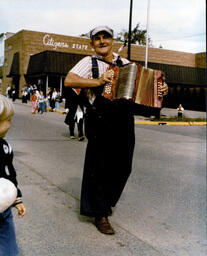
[29,84,34,100]
[50,88,57,111]
[55,89,62,110]
[6,85,11,98]
[64,87,85,141]
[46,88,51,110]
[177,104,184,118]
[11,86,16,102]
[21,88,28,104]
[38,91,45,114]
[31,90,38,114]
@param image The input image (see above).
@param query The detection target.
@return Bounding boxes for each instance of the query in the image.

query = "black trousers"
[80,97,135,217]
[69,118,84,137]
[65,106,84,138]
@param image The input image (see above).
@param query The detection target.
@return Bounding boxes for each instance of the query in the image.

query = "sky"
[0,0,206,63]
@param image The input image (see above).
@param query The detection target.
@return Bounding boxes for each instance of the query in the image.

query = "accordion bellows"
[103,63,163,108]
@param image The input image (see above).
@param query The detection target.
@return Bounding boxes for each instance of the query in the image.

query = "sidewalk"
[134,107,206,126]
[13,99,206,126]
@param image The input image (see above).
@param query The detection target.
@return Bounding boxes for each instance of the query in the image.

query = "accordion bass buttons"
[104,69,114,95]
[104,84,112,94]
[102,67,117,100]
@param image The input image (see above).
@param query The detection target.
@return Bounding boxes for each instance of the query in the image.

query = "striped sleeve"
[69,56,92,78]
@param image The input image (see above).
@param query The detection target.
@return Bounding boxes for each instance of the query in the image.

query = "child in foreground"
[0,94,26,255]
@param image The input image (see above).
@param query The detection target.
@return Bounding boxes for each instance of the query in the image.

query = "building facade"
[1,29,206,110]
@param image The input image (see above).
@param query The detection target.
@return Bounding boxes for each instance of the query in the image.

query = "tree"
[0,33,4,42]
[0,33,4,38]
[80,32,90,38]
[116,23,152,46]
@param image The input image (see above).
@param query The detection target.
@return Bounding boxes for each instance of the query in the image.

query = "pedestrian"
[38,91,45,114]
[35,87,40,100]
[177,104,184,118]
[21,88,28,103]
[55,89,61,110]
[6,85,11,98]
[0,94,26,255]
[64,26,168,234]
[31,90,38,114]
[64,87,85,141]
[50,88,57,111]
[33,84,37,91]
[11,86,16,102]
[46,88,51,110]
[29,84,34,100]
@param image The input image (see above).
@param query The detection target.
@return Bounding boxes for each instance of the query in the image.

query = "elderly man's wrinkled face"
[91,32,114,57]
[0,118,12,138]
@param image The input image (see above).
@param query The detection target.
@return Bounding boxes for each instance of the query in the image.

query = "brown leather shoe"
[95,217,115,235]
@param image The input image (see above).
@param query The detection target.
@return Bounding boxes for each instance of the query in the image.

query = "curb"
[56,111,206,126]
[51,109,65,114]
[14,101,206,126]
[135,120,207,126]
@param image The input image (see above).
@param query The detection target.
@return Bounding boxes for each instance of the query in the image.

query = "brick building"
[1,29,206,110]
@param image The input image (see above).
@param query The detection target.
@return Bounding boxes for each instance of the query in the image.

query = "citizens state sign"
[43,34,69,50]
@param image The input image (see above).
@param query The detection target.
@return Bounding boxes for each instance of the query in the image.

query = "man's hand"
[15,203,26,218]
[100,70,114,85]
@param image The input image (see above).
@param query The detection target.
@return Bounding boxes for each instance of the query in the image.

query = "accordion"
[103,63,164,108]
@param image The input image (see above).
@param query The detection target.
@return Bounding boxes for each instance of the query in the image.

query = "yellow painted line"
[188,122,207,126]
[135,121,159,125]
[135,120,207,126]
[54,110,65,114]
[47,108,65,114]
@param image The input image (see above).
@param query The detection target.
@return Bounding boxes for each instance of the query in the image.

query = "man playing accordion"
[64,25,168,235]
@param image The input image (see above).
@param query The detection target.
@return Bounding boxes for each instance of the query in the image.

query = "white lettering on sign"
[72,44,88,51]
[43,34,69,50]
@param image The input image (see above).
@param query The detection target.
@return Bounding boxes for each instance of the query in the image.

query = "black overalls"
[80,58,159,217]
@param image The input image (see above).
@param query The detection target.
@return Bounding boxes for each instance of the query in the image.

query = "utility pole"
[145,0,151,68]
[128,0,133,61]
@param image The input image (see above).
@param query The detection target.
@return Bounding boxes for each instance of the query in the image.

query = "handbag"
[0,178,17,213]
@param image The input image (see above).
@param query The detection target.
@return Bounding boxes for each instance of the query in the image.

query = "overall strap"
[91,57,104,96]
[93,56,124,67]
[80,57,102,107]
[91,57,99,78]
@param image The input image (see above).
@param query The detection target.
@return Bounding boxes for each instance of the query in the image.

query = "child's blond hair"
[0,94,14,122]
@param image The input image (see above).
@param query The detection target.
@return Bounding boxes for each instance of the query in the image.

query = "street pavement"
[4,100,207,256]
[13,98,207,123]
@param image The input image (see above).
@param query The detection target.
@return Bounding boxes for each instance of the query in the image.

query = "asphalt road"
[6,102,206,256]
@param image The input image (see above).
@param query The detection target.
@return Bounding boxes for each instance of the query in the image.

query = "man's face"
[91,32,114,57]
